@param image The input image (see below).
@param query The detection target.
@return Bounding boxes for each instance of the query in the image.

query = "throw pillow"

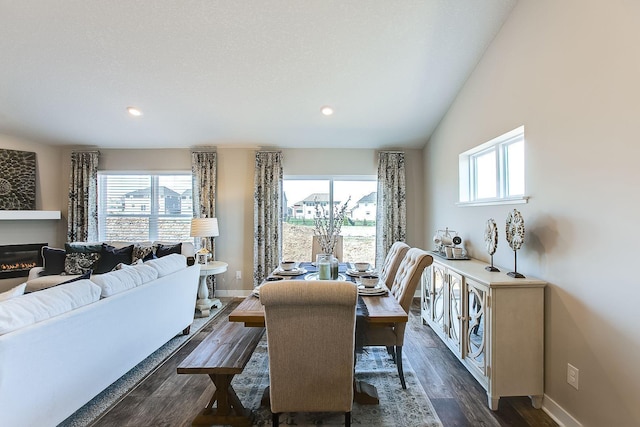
[156,242,182,258]
[64,252,100,275]
[132,243,156,263]
[40,246,66,276]
[0,283,27,302]
[64,242,103,254]
[58,269,92,285]
[94,244,134,274]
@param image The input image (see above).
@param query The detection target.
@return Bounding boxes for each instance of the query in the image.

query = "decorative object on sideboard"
[432,227,468,259]
[505,209,525,278]
[483,218,500,272]
[190,217,219,265]
[0,149,36,210]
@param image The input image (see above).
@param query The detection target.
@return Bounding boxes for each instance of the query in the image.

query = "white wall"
[424,1,640,425]
[0,135,66,291]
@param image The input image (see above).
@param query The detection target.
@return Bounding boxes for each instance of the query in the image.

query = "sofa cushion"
[144,253,187,277]
[41,246,66,276]
[0,280,101,335]
[156,242,182,258]
[64,252,100,275]
[94,244,134,274]
[91,264,159,297]
[0,283,27,302]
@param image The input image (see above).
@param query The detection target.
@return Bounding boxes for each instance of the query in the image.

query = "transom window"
[458,126,527,206]
[98,173,193,241]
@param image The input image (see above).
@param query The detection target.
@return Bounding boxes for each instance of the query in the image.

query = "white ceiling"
[0,0,516,150]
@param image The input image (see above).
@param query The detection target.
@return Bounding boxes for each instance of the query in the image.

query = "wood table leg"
[353,379,379,405]
[191,373,253,427]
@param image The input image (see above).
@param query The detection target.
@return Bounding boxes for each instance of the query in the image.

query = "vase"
[317,254,332,280]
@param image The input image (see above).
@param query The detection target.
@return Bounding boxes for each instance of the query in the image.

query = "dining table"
[228,262,409,405]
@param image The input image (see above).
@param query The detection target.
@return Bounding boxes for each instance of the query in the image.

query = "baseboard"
[543,394,582,427]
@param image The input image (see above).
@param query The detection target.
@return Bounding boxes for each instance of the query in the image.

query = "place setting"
[355,274,388,296]
[271,260,307,277]
[346,261,377,277]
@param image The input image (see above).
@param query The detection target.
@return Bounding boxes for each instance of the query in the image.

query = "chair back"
[379,241,410,289]
[389,248,434,313]
[311,235,344,261]
[260,280,357,414]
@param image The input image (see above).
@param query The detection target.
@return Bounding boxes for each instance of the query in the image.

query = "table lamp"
[190,217,219,265]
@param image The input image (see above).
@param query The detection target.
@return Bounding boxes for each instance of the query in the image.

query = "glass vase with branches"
[313,196,350,255]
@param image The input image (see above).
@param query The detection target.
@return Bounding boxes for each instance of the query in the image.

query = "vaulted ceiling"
[0,1,516,149]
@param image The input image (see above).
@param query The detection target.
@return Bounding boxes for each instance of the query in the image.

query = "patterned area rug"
[234,338,443,427]
[59,303,228,427]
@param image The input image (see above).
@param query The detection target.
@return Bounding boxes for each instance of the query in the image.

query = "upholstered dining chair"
[311,235,344,261]
[260,280,357,426]
[378,241,410,289]
[362,247,433,389]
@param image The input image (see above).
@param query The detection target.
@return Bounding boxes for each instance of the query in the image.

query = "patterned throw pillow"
[132,244,156,263]
[64,253,100,275]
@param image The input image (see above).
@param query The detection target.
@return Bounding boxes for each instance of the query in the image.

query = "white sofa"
[0,254,200,427]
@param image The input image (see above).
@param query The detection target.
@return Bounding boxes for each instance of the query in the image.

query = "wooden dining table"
[227,262,409,405]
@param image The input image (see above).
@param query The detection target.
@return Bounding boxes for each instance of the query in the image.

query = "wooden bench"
[177,321,265,427]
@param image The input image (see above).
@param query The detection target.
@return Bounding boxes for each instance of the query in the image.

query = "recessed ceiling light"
[321,106,334,116]
[127,106,143,117]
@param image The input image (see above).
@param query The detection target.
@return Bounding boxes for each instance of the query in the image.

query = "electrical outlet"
[567,363,579,390]
[235,270,242,280]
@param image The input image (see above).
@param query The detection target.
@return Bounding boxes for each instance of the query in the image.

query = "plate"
[304,273,346,281]
[346,268,376,277]
[357,284,387,296]
[273,267,307,276]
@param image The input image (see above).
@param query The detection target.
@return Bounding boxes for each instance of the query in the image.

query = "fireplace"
[0,243,47,279]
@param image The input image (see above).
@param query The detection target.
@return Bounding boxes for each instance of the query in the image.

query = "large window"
[98,173,193,241]
[459,126,527,206]
[283,177,377,264]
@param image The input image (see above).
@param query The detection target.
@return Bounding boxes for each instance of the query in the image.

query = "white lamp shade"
[190,217,219,238]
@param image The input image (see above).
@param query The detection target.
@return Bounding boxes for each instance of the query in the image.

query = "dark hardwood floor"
[91,298,557,427]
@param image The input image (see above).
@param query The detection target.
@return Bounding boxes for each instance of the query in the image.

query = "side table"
[196,261,228,317]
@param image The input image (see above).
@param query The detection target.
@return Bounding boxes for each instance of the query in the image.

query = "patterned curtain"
[375,151,407,268]
[67,151,99,242]
[191,151,217,292]
[253,151,283,287]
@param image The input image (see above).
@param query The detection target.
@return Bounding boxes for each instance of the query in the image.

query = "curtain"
[253,151,283,287]
[67,151,99,242]
[191,151,217,292]
[375,151,407,268]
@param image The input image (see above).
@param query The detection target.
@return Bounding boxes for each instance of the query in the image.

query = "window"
[459,126,527,206]
[282,177,377,264]
[98,173,193,241]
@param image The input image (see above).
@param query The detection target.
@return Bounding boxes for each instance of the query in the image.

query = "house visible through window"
[283,178,377,264]
[98,173,193,241]
[459,126,527,206]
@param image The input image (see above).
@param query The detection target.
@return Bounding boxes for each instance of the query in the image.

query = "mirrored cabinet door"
[465,278,487,378]
[446,270,463,353]
[432,263,447,333]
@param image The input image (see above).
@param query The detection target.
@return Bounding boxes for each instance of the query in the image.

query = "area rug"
[233,339,443,427]
[59,302,228,427]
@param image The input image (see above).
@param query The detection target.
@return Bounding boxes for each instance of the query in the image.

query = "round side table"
[196,260,228,317]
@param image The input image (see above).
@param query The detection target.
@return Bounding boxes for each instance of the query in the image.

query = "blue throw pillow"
[40,246,66,276]
[94,244,134,274]
[58,269,92,285]
[156,243,182,258]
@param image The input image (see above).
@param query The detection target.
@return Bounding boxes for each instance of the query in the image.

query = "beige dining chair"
[311,235,344,261]
[260,279,357,427]
[362,247,433,389]
[378,241,410,289]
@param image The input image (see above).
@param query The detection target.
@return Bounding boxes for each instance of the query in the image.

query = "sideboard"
[420,256,546,410]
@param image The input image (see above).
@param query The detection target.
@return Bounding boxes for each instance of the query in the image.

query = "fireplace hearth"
[0,243,46,279]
